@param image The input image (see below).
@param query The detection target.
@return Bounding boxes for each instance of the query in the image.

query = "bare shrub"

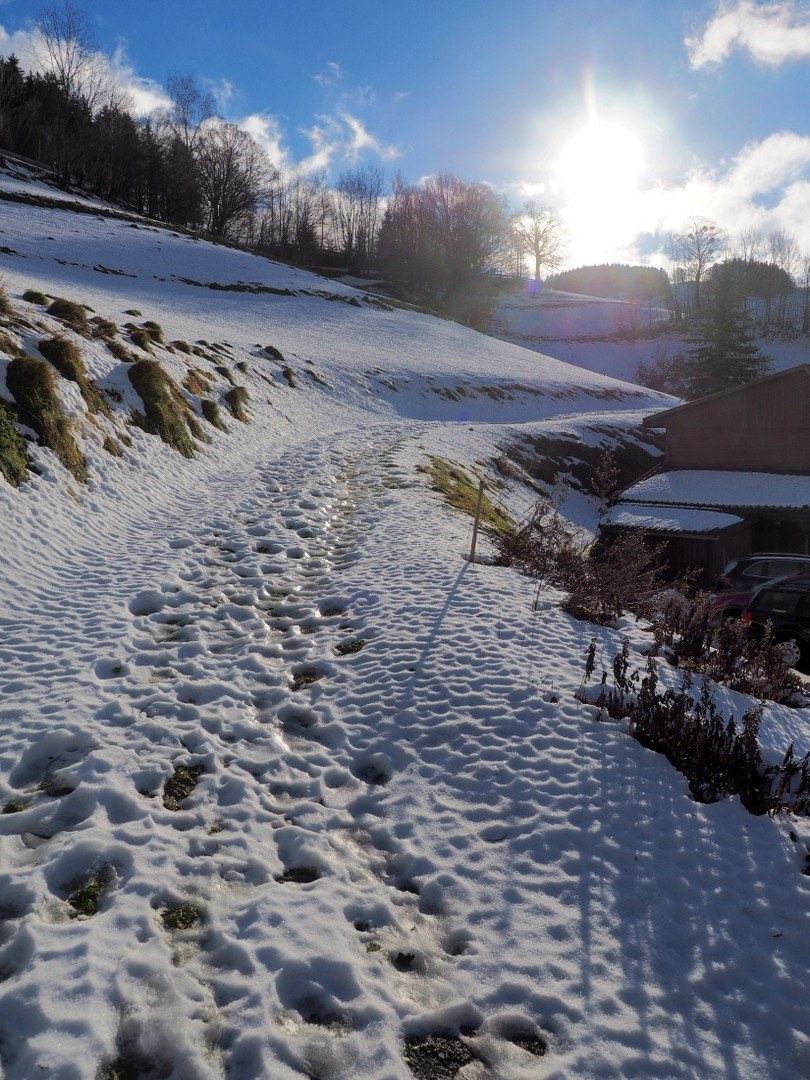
[562,532,668,625]
[580,645,773,814]
[651,591,805,706]
[492,498,584,593]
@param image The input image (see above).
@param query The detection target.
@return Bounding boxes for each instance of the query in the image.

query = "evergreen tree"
[679,262,771,399]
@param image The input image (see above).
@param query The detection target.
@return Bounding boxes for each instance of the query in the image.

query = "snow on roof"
[622,469,810,512]
[612,502,743,534]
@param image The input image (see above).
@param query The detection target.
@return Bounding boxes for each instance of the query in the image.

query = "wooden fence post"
[469,479,485,563]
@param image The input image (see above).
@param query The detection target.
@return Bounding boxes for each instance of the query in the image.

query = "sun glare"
[555,118,647,261]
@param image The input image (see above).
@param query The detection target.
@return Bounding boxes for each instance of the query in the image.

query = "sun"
[558,120,644,201]
[555,118,648,261]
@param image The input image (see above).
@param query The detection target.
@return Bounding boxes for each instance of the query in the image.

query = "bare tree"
[671,217,724,313]
[736,226,764,264]
[511,201,567,280]
[195,121,273,240]
[164,73,214,152]
[333,165,384,273]
[802,255,810,335]
[33,2,121,113]
[767,228,800,282]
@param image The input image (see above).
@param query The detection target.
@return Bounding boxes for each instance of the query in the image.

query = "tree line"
[0,5,569,325]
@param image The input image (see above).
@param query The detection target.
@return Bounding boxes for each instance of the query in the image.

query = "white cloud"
[550,129,810,268]
[687,0,810,68]
[295,111,399,175]
[0,25,41,71]
[240,112,289,170]
[110,46,170,117]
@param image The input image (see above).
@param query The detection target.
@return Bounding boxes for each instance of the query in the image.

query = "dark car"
[711,553,810,619]
[741,573,810,671]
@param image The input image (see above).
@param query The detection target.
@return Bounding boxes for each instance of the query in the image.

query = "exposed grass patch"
[276,866,320,884]
[0,284,12,320]
[183,368,214,396]
[336,639,366,655]
[224,385,249,421]
[262,345,284,361]
[0,401,29,485]
[68,878,105,918]
[0,330,24,358]
[124,308,142,316]
[128,327,153,352]
[161,904,201,930]
[172,339,191,354]
[282,366,297,388]
[201,398,227,430]
[291,670,323,692]
[2,798,28,813]
[128,359,196,457]
[142,320,164,344]
[22,289,48,305]
[38,336,111,417]
[162,763,204,811]
[420,455,512,534]
[215,364,236,385]
[102,435,123,457]
[46,297,89,334]
[6,355,86,481]
[403,1033,482,1079]
[106,339,135,363]
[90,316,118,340]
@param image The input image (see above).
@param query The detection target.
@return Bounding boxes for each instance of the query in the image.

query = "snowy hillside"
[1,168,810,1080]
[489,284,810,384]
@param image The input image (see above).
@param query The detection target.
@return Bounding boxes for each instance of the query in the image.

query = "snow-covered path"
[1,168,810,1078]
[2,420,810,1079]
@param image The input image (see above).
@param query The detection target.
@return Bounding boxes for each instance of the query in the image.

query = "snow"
[623,470,810,511]
[612,504,743,534]
[0,173,810,1080]
[490,285,810,386]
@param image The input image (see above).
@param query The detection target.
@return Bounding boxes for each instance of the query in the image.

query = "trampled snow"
[1,172,809,1079]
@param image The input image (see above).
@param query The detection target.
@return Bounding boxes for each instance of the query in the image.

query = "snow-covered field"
[489,285,810,384]
[1,169,810,1080]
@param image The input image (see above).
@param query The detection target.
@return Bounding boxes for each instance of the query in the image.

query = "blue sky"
[3,0,810,269]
